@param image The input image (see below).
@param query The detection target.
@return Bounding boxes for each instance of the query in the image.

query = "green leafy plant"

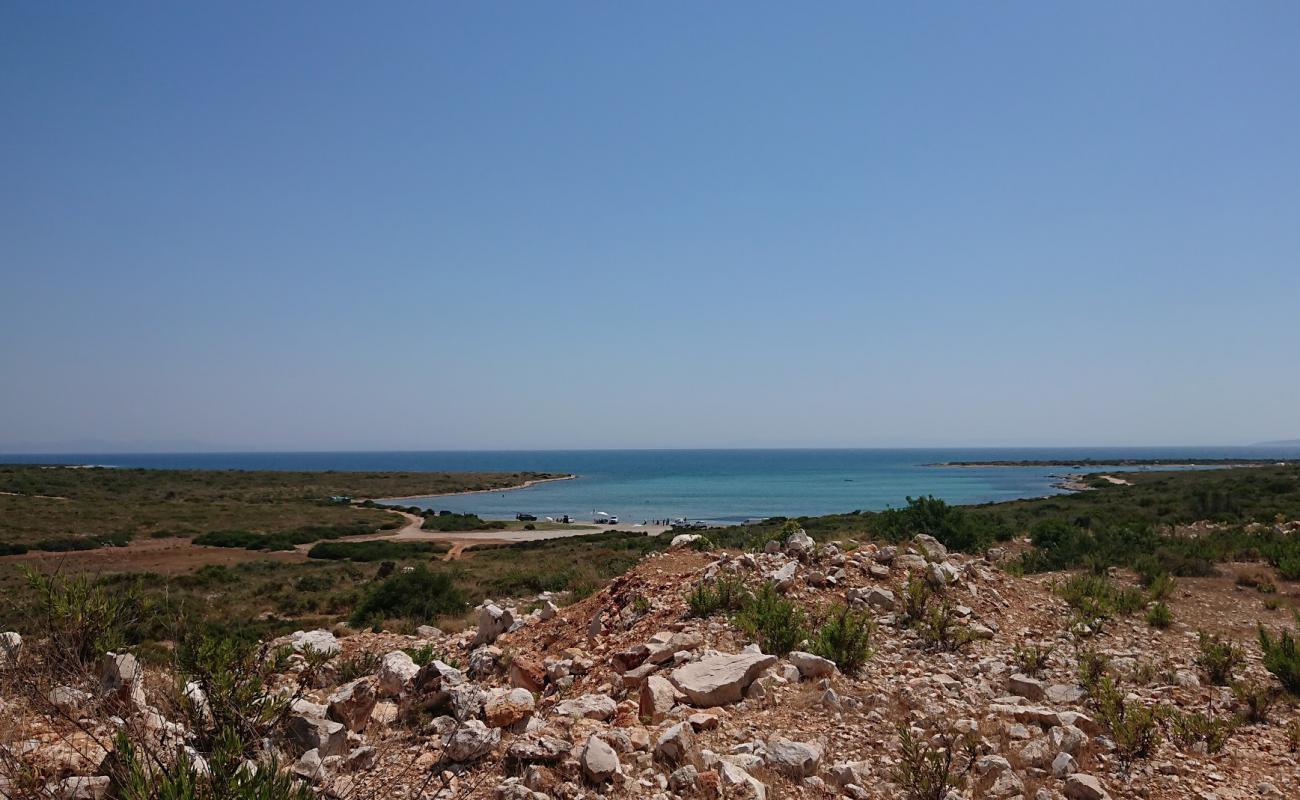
[901,576,932,624]
[1012,643,1053,677]
[1258,611,1300,694]
[21,567,154,667]
[917,602,972,653]
[1195,631,1244,686]
[349,565,466,626]
[810,604,874,672]
[1145,601,1173,629]
[1160,707,1235,753]
[893,727,977,800]
[337,651,382,683]
[734,582,807,656]
[1077,647,1111,701]
[1094,677,1161,771]
[1231,680,1277,725]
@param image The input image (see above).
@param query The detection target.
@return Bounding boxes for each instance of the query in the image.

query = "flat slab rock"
[670,651,777,707]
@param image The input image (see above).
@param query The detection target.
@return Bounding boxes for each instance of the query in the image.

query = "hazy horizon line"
[4,442,1298,457]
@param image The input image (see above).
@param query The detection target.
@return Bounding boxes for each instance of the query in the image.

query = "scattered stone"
[764,736,822,778]
[1065,774,1111,800]
[48,776,110,800]
[787,651,837,679]
[286,629,341,656]
[580,734,620,783]
[292,748,330,783]
[639,674,678,723]
[0,631,21,668]
[473,603,515,647]
[552,693,617,720]
[1052,751,1078,777]
[48,685,93,717]
[670,651,778,707]
[376,650,419,696]
[1008,673,1046,701]
[506,735,571,764]
[327,678,377,732]
[484,687,536,728]
[288,714,348,758]
[444,719,501,762]
[654,721,698,766]
[100,652,146,710]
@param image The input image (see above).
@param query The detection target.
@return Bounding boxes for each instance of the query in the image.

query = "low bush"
[1258,612,1300,694]
[901,576,932,624]
[893,727,976,800]
[1077,647,1111,699]
[421,511,506,532]
[1231,680,1277,724]
[1055,573,1146,621]
[917,602,973,653]
[685,574,748,617]
[1094,677,1161,770]
[1145,601,1173,629]
[1160,707,1235,753]
[1012,643,1053,677]
[734,582,807,656]
[810,604,874,672]
[349,565,467,626]
[1195,631,1244,686]
[337,651,382,682]
[307,540,447,561]
[21,567,154,667]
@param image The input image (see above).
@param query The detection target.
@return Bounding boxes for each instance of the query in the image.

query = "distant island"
[927,457,1300,468]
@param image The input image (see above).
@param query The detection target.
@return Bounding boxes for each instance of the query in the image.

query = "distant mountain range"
[1253,439,1300,447]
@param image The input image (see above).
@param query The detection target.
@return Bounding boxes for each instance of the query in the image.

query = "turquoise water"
[8,447,1297,524]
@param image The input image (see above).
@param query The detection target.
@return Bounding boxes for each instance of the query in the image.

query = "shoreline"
[371,473,577,503]
[926,459,1291,468]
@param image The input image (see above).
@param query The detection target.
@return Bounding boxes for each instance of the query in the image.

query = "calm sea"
[6,447,1298,524]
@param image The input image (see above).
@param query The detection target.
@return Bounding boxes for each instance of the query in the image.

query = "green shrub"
[1094,677,1161,770]
[1145,601,1173,629]
[1258,613,1300,694]
[113,732,313,800]
[810,605,874,672]
[1146,572,1177,601]
[1056,573,1146,619]
[421,512,505,532]
[1195,631,1244,686]
[685,574,747,618]
[0,541,29,556]
[308,540,446,561]
[337,651,382,683]
[1231,680,1277,724]
[893,727,976,800]
[901,576,932,624]
[21,567,153,666]
[917,603,973,653]
[350,565,467,626]
[1012,644,1053,677]
[404,643,438,666]
[686,584,720,617]
[1160,707,1235,753]
[873,495,1009,553]
[1078,647,1111,699]
[734,582,807,656]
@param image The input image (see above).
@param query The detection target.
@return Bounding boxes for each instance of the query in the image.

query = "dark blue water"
[5,447,1297,524]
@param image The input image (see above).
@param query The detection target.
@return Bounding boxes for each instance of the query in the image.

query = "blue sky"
[2,2,1297,452]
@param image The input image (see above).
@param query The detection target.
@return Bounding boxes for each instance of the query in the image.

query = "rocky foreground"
[3,529,1299,799]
